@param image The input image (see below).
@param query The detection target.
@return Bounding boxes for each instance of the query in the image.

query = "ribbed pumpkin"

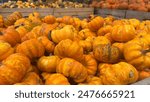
[78,40,92,53]
[0,40,14,61]
[38,36,55,53]
[111,25,136,42]
[124,38,150,70]
[88,16,104,32]
[42,73,70,85]
[4,12,22,27]
[80,76,103,85]
[0,53,30,85]
[37,56,60,73]
[56,16,74,25]
[54,39,84,61]
[56,58,88,83]
[93,44,121,63]
[93,36,111,49]
[138,70,150,81]
[42,15,56,24]
[77,29,96,40]
[97,25,112,36]
[81,55,97,76]
[98,62,139,85]
[51,25,77,43]
[15,72,42,85]
[16,39,45,59]
[15,26,29,38]
[0,26,21,46]
[112,42,124,57]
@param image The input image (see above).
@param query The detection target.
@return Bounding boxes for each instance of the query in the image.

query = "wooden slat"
[126,10,150,20]
[95,8,126,18]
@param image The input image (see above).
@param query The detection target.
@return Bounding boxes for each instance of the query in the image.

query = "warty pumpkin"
[0,53,31,85]
[42,73,70,85]
[38,36,55,53]
[98,62,139,85]
[37,55,60,73]
[81,55,97,76]
[93,44,121,63]
[79,76,103,85]
[56,58,88,83]
[0,26,21,46]
[123,38,150,70]
[93,36,111,49]
[0,40,14,61]
[111,24,136,42]
[16,39,45,59]
[77,29,96,40]
[54,39,84,62]
[97,25,112,36]
[42,15,56,24]
[51,25,77,43]
[4,12,22,27]
[88,16,104,32]
[14,72,42,85]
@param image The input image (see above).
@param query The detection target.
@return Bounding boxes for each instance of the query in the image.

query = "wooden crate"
[53,8,94,18]
[0,8,54,18]
[95,8,126,19]
[126,10,150,20]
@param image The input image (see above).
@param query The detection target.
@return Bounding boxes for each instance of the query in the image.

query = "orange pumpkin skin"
[93,36,111,49]
[15,26,29,38]
[37,56,60,73]
[98,62,139,85]
[0,15,4,27]
[54,39,84,62]
[56,58,88,83]
[15,72,42,85]
[124,39,150,70]
[42,73,70,85]
[4,12,22,27]
[51,25,77,43]
[78,40,92,53]
[79,76,103,85]
[16,39,45,59]
[56,16,74,25]
[42,15,56,24]
[38,36,55,53]
[112,42,124,57]
[93,44,121,63]
[88,16,104,32]
[0,53,30,85]
[78,29,96,40]
[138,70,150,81]
[0,40,14,61]
[97,25,112,36]
[104,33,114,43]
[81,55,97,76]
[111,25,136,42]
[0,26,21,46]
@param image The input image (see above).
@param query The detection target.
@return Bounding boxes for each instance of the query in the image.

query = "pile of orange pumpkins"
[0,11,150,85]
[90,0,150,12]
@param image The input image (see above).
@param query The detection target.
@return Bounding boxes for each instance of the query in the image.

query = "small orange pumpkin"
[37,56,60,73]
[42,73,70,85]
[56,58,88,83]
[88,16,104,32]
[98,62,139,85]
[93,44,121,63]
[0,40,14,61]
[16,39,45,59]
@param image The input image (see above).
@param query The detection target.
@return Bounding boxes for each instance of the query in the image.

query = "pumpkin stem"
[141,49,150,54]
